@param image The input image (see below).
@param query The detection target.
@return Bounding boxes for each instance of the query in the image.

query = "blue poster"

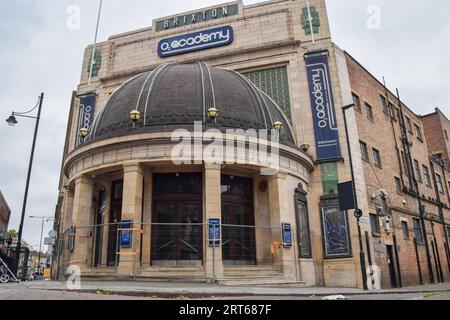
[305,51,342,162]
[282,223,293,248]
[158,26,233,58]
[120,220,133,248]
[208,218,221,247]
[76,94,96,146]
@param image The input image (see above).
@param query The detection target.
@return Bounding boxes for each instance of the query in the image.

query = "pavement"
[0,280,450,300]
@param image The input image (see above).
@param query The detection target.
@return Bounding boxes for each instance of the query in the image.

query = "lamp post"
[5,93,44,277]
[342,103,368,290]
[29,216,54,274]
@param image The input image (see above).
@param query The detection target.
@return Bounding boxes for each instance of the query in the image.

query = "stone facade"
[0,191,10,235]
[54,0,450,288]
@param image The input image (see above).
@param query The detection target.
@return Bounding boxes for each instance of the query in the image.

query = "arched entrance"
[221,175,256,265]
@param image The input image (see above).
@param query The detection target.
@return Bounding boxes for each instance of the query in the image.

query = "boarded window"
[321,206,351,257]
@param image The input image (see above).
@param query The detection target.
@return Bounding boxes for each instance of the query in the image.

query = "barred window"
[413,218,424,244]
[244,67,292,121]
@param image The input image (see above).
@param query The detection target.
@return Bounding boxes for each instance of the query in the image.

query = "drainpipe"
[396,89,434,284]
[430,158,450,274]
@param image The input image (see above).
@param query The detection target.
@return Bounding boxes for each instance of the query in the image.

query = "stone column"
[118,163,144,277]
[141,170,153,267]
[268,172,297,280]
[204,164,224,281]
[71,175,94,270]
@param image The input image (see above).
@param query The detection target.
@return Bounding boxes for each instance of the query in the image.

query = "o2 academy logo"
[158,26,233,58]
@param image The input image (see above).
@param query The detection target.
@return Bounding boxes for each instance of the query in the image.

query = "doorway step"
[136,266,205,282]
[217,265,306,286]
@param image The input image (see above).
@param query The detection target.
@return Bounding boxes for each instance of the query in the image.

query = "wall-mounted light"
[207,107,219,120]
[300,143,310,152]
[79,128,90,138]
[129,109,141,122]
[273,121,283,130]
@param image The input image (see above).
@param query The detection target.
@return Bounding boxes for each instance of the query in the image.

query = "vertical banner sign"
[208,218,221,247]
[120,220,133,248]
[305,51,342,162]
[76,94,96,147]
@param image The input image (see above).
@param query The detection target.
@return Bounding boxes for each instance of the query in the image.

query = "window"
[380,94,388,114]
[436,173,444,193]
[370,214,381,237]
[401,150,409,177]
[423,165,431,186]
[295,186,312,258]
[445,129,449,141]
[402,221,410,240]
[405,116,413,133]
[244,66,292,120]
[389,102,397,121]
[321,205,351,258]
[360,141,369,161]
[414,124,423,141]
[413,218,424,244]
[352,93,361,111]
[365,103,374,120]
[373,148,382,167]
[414,160,422,183]
[395,177,402,193]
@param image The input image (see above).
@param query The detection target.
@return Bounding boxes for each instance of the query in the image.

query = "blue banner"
[305,52,342,162]
[120,220,133,248]
[76,94,96,146]
[208,218,221,247]
[158,26,233,58]
[282,223,293,248]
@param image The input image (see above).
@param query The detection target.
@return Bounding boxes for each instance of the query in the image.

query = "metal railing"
[55,221,294,282]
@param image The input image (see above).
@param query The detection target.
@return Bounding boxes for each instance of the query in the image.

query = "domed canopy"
[88,63,296,145]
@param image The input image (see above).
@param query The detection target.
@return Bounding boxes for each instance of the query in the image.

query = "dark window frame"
[352,92,362,111]
[294,184,312,259]
[360,141,369,161]
[414,123,423,141]
[414,160,422,183]
[372,148,382,168]
[395,177,402,194]
[402,220,410,240]
[413,218,424,245]
[365,102,374,120]
[370,214,381,237]
[423,165,431,187]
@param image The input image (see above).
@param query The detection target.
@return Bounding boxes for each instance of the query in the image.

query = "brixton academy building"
[54,0,450,288]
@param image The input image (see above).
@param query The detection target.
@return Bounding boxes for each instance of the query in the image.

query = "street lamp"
[29,216,54,274]
[273,121,283,131]
[5,92,44,278]
[342,103,368,291]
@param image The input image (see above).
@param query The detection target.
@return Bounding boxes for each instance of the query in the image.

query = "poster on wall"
[76,94,96,147]
[305,51,342,163]
[321,206,351,257]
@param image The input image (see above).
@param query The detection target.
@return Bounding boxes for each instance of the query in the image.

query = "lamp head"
[273,121,283,130]
[207,107,219,120]
[6,115,17,126]
[79,127,90,138]
[129,110,141,122]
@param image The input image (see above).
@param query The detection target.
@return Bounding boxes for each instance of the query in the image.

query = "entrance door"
[386,245,398,288]
[107,180,123,267]
[151,173,203,264]
[221,175,256,264]
[93,189,106,267]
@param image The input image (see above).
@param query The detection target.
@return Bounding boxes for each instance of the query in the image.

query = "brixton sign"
[158,26,234,58]
[155,3,239,32]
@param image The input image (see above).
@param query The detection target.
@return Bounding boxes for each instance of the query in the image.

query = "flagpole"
[88,0,103,85]
[305,0,315,43]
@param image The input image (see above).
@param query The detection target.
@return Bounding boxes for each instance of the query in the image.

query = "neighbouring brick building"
[53,0,450,288]
[0,191,11,236]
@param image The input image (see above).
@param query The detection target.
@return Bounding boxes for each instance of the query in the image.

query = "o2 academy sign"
[155,3,239,32]
[158,26,233,58]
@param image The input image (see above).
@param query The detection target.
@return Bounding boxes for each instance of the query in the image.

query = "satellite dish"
[48,230,58,239]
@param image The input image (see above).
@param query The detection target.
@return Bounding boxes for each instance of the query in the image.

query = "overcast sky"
[0,0,449,251]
